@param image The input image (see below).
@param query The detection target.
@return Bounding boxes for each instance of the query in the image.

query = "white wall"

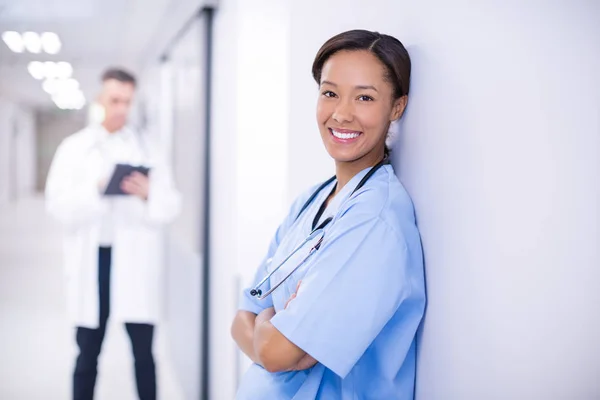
[170,18,207,252]
[290,0,600,399]
[209,1,240,397]
[210,0,291,397]
[390,3,600,398]
[0,100,16,203]
[137,24,206,398]
[134,2,216,398]
[0,98,37,204]
[35,109,86,192]
[14,107,36,198]
[162,16,206,398]
[211,0,600,398]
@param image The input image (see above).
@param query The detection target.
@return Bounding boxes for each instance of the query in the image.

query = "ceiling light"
[43,78,59,94]
[23,31,42,53]
[41,32,61,54]
[56,62,73,79]
[53,99,69,110]
[2,31,24,53]
[72,94,86,110]
[43,77,80,94]
[28,61,45,80]
[52,96,71,110]
[43,61,59,78]
[61,78,80,91]
[52,89,86,110]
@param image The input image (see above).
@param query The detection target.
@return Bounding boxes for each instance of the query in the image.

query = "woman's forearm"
[253,307,308,372]
[233,307,314,372]
[231,311,261,364]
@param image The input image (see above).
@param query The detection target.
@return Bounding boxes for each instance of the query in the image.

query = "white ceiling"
[0,0,205,109]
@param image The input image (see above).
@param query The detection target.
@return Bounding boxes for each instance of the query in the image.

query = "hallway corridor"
[0,196,183,400]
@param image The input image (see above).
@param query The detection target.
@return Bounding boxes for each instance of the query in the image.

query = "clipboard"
[103,163,151,196]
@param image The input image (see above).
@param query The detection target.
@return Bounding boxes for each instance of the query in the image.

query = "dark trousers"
[73,247,156,400]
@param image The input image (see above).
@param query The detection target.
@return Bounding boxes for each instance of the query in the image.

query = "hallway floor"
[0,196,183,400]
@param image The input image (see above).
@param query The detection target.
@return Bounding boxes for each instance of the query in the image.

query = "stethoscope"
[249,157,391,300]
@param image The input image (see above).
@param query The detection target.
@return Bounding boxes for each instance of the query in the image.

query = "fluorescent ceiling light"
[28,61,45,80]
[41,32,61,54]
[53,98,67,110]
[2,31,24,53]
[43,61,59,78]
[62,78,80,91]
[42,61,73,79]
[2,31,62,54]
[23,31,42,53]
[43,77,80,94]
[43,78,59,94]
[72,93,86,110]
[56,62,73,79]
[53,89,86,110]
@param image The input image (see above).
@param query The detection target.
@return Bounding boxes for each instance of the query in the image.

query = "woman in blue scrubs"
[231,29,426,399]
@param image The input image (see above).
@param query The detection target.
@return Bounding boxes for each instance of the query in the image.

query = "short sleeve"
[270,214,418,378]
[238,185,321,314]
[238,252,275,313]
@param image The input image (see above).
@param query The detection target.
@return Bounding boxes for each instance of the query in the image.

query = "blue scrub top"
[237,164,426,400]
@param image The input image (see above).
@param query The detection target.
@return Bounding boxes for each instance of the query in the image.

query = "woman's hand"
[284,281,318,371]
[252,280,318,372]
[284,280,301,310]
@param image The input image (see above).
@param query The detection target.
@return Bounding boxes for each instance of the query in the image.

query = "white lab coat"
[45,125,181,328]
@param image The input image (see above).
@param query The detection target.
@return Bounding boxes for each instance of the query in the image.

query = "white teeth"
[332,129,360,139]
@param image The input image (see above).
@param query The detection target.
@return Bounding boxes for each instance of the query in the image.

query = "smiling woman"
[231,29,425,400]
[312,30,410,193]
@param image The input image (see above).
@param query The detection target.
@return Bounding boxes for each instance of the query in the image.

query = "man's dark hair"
[101,67,137,86]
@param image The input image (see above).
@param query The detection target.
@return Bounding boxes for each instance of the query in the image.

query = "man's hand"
[284,281,318,371]
[98,177,108,193]
[121,171,150,201]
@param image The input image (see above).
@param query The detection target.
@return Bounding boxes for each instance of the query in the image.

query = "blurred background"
[0,0,599,399]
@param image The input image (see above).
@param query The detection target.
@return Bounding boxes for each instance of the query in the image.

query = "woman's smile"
[329,128,363,143]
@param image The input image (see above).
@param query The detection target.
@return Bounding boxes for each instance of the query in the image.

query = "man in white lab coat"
[45,68,181,400]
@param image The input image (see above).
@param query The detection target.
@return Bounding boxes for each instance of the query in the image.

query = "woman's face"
[316,50,405,165]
